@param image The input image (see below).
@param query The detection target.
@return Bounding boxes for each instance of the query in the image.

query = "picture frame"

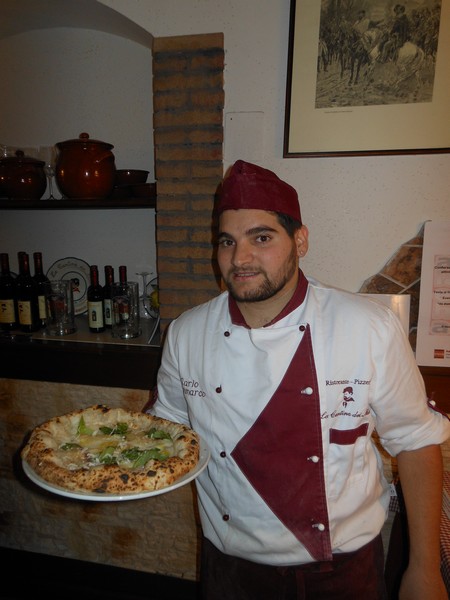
[283,0,450,158]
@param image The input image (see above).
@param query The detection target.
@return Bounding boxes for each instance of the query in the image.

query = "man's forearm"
[396,444,443,569]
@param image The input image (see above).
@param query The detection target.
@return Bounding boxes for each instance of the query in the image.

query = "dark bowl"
[131,182,156,198]
[109,185,130,199]
[115,169,149,186]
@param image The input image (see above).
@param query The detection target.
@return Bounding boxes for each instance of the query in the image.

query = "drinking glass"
[111,281,141,339]
[45,280,77,335]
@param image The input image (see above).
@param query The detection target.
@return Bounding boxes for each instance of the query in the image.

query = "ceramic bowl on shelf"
[109,185,130,199]
[115,169,149,186]
[0,150,47,200]
[131,182,156,198]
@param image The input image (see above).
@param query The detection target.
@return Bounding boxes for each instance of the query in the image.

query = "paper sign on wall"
[416,221,450,367]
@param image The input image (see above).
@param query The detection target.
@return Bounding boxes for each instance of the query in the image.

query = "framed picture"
[284,0,450,157]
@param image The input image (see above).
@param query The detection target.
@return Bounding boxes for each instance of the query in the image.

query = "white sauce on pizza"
[21,405,200,494]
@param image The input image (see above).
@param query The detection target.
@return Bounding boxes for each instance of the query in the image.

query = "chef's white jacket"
[153,273,450,566]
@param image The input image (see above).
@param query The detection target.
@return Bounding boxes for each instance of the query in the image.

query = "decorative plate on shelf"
[46,257,90,315]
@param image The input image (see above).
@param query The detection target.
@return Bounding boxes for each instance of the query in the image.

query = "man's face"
[217,209,307,303]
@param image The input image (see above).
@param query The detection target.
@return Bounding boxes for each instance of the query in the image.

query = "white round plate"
[22,438,210,502]
[46,257,90,315]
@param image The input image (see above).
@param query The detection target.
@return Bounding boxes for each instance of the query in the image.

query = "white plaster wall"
[0,27,155,282]
[103,0,450,291]
[1,0,449,291]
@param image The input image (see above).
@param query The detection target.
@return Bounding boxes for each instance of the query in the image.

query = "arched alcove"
[0,0,153,47]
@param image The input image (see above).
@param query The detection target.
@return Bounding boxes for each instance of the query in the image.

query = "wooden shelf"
[0,329,161,389]
[0,196,156,209]
[0,192,160,388]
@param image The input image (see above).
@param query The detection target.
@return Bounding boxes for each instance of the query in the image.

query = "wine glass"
[136,271,159,319]
[38,145,58,200]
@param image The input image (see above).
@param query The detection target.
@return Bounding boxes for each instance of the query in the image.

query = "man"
[152,160,449,599]
[379,3,411,63]
[342,386,354,408]
[353,9,371,36]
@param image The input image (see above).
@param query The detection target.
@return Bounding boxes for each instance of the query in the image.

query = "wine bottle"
[33,251,50,328]
[0,253,18,330]
[16,252,40,332]
[103,265,114,329]
[87,265,105,333]
[119,265,127,286]
[117,264,130,322]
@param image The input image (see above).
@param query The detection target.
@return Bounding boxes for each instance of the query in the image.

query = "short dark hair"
[274,212,302,237]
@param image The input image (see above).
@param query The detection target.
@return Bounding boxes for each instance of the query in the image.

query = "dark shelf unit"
[0,334,161,389]
[0,196,156,209]
[0,193,160,389]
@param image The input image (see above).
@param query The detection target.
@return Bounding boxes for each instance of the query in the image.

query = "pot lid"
[56,132,114,149]
[0,150,45,166]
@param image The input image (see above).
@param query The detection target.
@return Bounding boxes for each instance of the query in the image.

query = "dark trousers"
[200,535,388,600]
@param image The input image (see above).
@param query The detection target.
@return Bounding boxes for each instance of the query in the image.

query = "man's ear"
[296,225,309,257]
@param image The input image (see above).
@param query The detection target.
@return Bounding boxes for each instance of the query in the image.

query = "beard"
[224,243,299,303]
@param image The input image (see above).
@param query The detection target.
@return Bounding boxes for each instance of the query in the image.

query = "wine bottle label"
[18,300,33,325]
[38,295,46,320]
[104,298,113,326]
[88,301,104,328]
[0,299,15,323]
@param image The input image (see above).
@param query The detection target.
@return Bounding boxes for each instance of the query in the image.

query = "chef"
[151,160,450,600]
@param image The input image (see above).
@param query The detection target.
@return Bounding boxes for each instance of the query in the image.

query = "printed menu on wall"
[416,221,450,367]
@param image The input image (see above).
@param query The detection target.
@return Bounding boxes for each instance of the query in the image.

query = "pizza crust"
[21,405,200,494]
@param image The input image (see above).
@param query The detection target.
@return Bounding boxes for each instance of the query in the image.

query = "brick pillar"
[152,33,225,332]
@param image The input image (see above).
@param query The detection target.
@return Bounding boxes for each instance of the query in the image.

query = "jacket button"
[223,514,230,521]
[299,325,306,332]
[220,451,226,458]
[224,331,230,337]
[301,387,313,395]
[308,455,320,463]
[312,523,325,531]
[216,386,222,393]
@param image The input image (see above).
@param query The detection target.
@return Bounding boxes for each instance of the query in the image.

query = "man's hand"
[399,564,447,600]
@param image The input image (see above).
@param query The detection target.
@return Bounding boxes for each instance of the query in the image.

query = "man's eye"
[219,239,234,247]
[256,235,271,243]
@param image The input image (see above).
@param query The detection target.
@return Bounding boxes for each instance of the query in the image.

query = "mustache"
[229,267,262,274]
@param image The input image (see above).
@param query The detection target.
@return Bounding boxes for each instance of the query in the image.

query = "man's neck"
[237,282,298,329]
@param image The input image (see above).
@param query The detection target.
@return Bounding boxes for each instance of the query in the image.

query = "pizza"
[21,404,200,495]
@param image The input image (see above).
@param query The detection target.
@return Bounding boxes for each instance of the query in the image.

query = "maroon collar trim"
[228,270,309,328]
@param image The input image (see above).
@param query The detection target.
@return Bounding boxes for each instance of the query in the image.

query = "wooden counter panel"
[419,366,450,414]
[0,337,161,389]
[0,379,201,580]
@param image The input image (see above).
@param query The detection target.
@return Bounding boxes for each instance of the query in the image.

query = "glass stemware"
[136,271,159,319]
[38,145,58,200]
[136,271,151,318]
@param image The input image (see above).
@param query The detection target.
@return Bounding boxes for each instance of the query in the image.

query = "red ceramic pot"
[55,132,116,199]
[0,150,47,199]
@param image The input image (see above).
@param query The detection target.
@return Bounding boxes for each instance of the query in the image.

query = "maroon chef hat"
[217,160,302,223]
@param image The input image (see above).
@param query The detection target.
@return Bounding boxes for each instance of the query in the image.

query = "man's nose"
[231,242,252,266]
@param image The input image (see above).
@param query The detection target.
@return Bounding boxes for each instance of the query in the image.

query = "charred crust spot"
[119,473,130,483]
[190,439,198,446]
[146,470,157,477]
[93,480,111,493]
